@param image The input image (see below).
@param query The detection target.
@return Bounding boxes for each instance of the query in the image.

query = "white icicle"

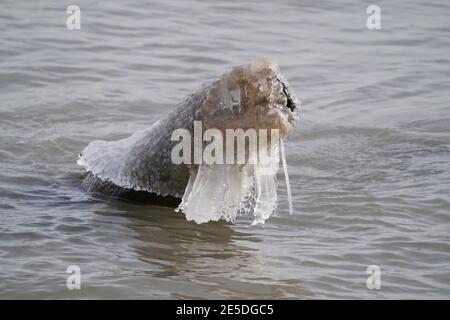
[280,139,293,215]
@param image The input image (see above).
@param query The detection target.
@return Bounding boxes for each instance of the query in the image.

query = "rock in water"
[77,58,300,224]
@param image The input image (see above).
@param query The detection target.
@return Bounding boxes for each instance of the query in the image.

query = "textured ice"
[280,139,293,216]
[77,58,299,224]
[176,142,280,225]
[77,124,158,192]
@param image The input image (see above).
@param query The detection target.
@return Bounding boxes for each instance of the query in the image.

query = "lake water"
[0,0,449,299]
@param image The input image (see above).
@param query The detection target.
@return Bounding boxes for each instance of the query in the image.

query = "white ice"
[176,140,292,225]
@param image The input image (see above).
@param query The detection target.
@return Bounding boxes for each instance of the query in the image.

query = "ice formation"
[176,140,290,225]
[77,58,299,225]
[280,139,293,216]
[77,124,159,192]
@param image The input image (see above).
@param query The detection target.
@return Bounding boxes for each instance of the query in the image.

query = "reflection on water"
[1,0,450,299]
[95,200,311,299]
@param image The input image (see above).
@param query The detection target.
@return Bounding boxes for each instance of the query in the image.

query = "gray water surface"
[1,0,449,299]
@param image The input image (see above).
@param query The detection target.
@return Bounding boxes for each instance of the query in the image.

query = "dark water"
[0,0,449,299]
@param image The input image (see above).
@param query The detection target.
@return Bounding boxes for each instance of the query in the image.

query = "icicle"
[280,139,293,215]
[251,140,279,225]
[176,137,285,224]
